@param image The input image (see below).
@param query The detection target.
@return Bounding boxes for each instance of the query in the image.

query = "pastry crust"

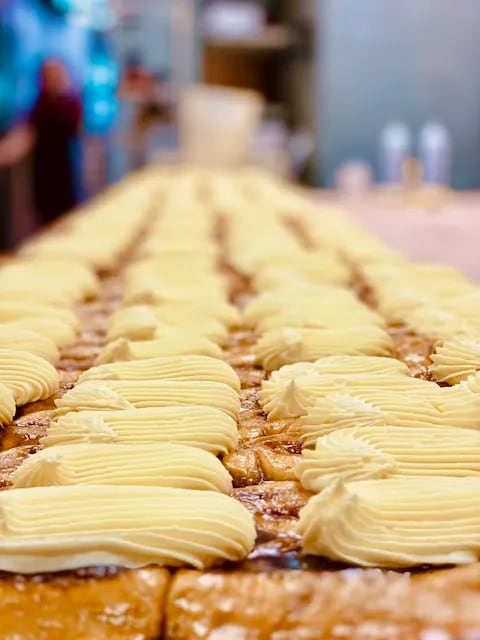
[0,567,169,640]
[165,566,480,639]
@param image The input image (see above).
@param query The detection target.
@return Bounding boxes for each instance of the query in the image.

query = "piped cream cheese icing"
[12,443,233,494]
[298,477,480,568]
[431,337,480,384]
[255,327,393,371]
[95,337,223,364]
[0,349,59,405]
[251,251,351,289]
[268,355,410,385]
[0,485,255,573]
[44,406,238,454]
[254,306,385,333]
[55,380,240,418]
[260,371,436,420]
[300,376,480,446]
[0,382,15,425]
[242,286,374,329]
[0,301,79,330]
[120,300,240,327]
[265,379,312,420]
[296,425,480,491]
[3,318,77,349]
[0,326,59,364]
[79,355,240,391]
[122,276,227,307]
[106,306,228,344]
[0,260,98,304]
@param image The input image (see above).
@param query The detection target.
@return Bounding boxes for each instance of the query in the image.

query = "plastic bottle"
[418,120,452,185]
[378,121,412,183]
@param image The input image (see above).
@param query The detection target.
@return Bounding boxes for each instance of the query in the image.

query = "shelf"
[203,25,295,53]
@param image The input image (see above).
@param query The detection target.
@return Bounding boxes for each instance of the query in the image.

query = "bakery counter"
[315,188,480,281]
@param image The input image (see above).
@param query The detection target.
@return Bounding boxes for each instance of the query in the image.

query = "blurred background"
[1,0,480,257]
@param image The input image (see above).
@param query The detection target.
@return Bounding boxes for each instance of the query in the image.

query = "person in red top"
[30,59,82,226]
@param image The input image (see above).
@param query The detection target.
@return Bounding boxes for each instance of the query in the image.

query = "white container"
[201,1,266,39]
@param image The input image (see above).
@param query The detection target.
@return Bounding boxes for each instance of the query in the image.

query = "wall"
[317,0,480,188]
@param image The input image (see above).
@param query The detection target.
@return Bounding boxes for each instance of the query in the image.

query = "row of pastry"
[0,170,164,424]
[227,170,480,569]
[254,168,480,378]
[0,170,255,574]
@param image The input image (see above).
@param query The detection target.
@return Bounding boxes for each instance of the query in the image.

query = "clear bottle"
[378,121,412,183]
[418,120,452,185]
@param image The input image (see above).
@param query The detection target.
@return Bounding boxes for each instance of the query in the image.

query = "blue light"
[51,0,105,14]
[83,32,119,135]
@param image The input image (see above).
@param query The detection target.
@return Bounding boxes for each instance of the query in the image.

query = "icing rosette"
[298,477,480,568]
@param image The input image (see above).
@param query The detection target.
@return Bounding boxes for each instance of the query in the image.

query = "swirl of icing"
[80,355,240,391]
[3,318,77,349]
[56,380,240,418]
[121,300,240,328]
[402,306,477,341]
[298,477,480,568]
[261,370,435,420]
[262,379,313,420]
[255,305,385,333]
[300,380,480,446]
[0,485,255,573]
[95,337,223,365]
[106,306,228,344]
[252,249,351,287]
[431,337,480,384]
[0,259,98,301]
[296,425,480,491]
[0,349,59,405]
[300,394,404,446]
[259,372,440,420]
[105,306,159,342]
[242,285,365,328]
[44,407,238,454]
[0,383,15,425]
[0,326,59,364]
[54,383,134,413]
[255,327,393,371]
[0,301,79,331]
[0,286,76,307]
[12,443,233,494]
[123,278,227,306]
[268,355,409,387]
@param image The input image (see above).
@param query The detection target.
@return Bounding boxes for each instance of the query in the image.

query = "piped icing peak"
[296,425,480,491]
[255,327,392,371]
[298,476,480,568]
[95,336,223,365]
[12,443,233,494]
[265,379,312,420]
[431,337,480,384]
[56,380,240,418]
[44,406,238,454]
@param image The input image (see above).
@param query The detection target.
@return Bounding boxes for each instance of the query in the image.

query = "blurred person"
[30,59,82,226]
